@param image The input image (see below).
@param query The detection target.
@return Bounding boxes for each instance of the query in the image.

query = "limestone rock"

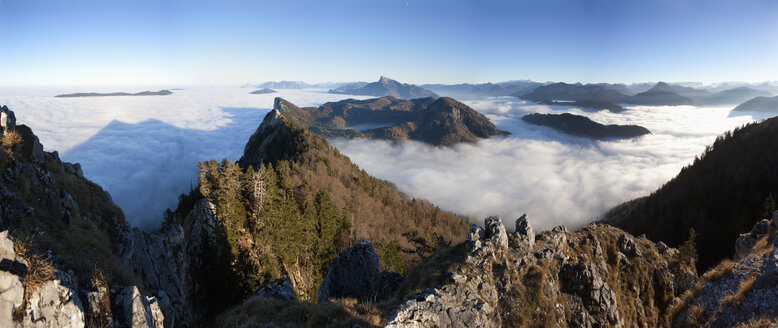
[20,270,86,328]
[317,240,400,303]
[484,216,509,250]
[0,105,16,135]
[617,233,641,257]
[512,214,535,249]
[114,286,164,328]
[254,279,296,300]
[0,270,23,325]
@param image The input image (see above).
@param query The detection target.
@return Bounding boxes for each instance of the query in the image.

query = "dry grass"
[215,297,376,328]
[12,234,56,321]
[1,130,22,149]
[86,266,113,328]
[720,275,756,309]
[701,258,735,284]
[393,243,467,303]
[734,317,778,328]
[330,297,382,326]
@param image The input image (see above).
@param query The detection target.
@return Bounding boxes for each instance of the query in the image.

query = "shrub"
[1,130,22,149]
[13,235,56,321]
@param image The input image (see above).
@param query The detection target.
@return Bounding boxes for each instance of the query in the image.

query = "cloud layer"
[332,98,775,231]
[0,89,773,232]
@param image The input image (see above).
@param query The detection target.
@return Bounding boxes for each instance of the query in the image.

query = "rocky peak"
[1,105,16,135]
[387,215,698,327]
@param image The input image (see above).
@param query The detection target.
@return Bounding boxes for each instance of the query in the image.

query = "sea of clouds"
[0,88,773,231]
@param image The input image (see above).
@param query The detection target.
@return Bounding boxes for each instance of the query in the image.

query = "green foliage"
[375,239,404,274]
[762,193,775,220]
[677,228,698,266]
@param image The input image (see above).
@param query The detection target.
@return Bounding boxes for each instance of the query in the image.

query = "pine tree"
[677,228,698,266]
[762,193,776,220]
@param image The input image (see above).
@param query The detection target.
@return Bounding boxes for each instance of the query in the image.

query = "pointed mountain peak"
[379,76,395,84]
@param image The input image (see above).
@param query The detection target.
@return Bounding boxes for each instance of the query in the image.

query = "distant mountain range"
[270,96,507,146]
[522,113,650,139]
[55,90,172,97]
[732,95,778,112]
[329,76,438,99]
[244,81,346,89]
[249,88,277,94]
[536,99,626,113]
[519,81,775,107]
[421,80,542,98]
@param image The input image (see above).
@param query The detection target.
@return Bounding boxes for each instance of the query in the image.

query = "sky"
[1,0,777,85]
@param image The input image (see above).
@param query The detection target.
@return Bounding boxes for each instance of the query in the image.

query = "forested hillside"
[605,116,778,269]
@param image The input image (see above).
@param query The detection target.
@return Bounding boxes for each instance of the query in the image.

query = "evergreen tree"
[762,193,776,220]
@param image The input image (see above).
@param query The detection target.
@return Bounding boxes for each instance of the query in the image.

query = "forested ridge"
[605,115,778,269]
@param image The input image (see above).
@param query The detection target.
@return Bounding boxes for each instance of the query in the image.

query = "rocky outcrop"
[734,218,770,259]
[676,213,778,327]
[1,105,16,135]
[113,286,165,328]
[387,216,697,327]
[117,199,220,327]
[252,279,296,301]
[317,240,401,303]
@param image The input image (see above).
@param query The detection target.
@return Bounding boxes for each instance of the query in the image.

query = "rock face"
[317,240,401,303]
[117,198,221,327]
[0,229,170,328]
[386,216,697,327]
[114,286,165,328]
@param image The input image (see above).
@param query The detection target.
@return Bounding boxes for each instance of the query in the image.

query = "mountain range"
[519,81,775,107]
[55,90,173,97]
[329,76,438,99]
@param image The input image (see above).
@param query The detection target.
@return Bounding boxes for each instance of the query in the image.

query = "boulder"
[317,239,400,303]
[254,279,296,300]
[467,224,485,251]
[559,260,620,326]
[20,270,86,328]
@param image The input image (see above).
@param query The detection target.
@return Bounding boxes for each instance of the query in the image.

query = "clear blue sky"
[1,0,776,86]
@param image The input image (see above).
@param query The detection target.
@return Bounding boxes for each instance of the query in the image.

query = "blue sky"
[1,0,776,86]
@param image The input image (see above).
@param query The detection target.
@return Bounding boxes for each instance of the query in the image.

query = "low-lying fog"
[0,87,773,231]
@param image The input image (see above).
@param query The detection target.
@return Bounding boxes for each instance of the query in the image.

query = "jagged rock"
[317,239,400,303]
[512,214,535,249]
[62,162,84,179]
[114,286,164,328]
[735,219,771,259]
[0,105,16,135]
[253,279,296,300]
[385,283,499,328]
[617,234,641,257]
[484,216,509,250]
[467,224,485,251]
[86,286,113,327]
[559,259,620,326]
[19,270,86,328]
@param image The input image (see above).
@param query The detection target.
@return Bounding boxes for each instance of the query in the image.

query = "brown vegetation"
[1,130,22,149]
[12,234,56,321]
